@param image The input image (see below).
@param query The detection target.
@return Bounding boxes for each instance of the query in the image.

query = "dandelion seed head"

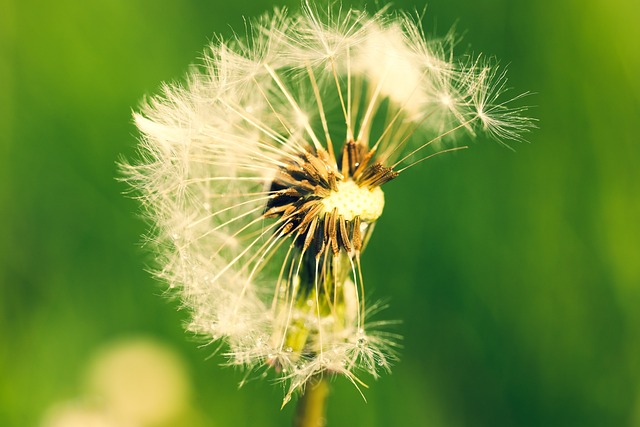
[122,3,533,404]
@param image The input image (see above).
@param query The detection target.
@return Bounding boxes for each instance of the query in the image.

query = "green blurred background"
[1,0,639,425]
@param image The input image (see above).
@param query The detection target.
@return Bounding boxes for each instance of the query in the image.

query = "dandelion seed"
[122,3,533,406]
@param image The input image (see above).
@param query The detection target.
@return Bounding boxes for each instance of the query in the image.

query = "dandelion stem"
[293,376,329,427]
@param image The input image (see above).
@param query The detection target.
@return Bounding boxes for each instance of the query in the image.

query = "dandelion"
[123,3,533,424]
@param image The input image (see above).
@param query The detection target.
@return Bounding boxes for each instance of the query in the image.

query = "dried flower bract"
[123,3,533,403]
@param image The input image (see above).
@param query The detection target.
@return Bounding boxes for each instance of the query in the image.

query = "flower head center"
[321,180,384,222]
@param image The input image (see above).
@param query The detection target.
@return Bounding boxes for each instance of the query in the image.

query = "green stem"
[293,376,329,427]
